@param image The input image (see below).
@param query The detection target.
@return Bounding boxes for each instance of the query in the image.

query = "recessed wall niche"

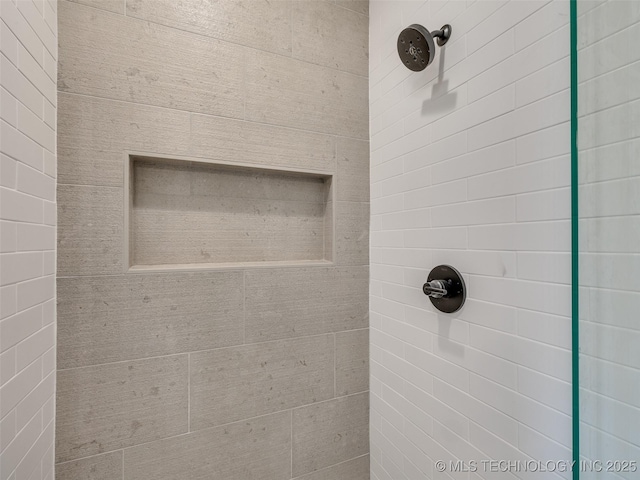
[126,154,334,271]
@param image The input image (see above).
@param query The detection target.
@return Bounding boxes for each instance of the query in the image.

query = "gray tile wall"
[55,0,370,478]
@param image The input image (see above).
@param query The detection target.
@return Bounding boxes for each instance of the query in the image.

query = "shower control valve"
[423,279,451,299]
[422,265,466,314]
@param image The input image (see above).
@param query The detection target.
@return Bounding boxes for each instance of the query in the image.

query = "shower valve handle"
[423,279,451,299]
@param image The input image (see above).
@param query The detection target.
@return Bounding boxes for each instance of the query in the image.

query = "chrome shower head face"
[397,24,452,72]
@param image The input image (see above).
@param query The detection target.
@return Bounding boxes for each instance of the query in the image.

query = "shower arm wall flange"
[431,24,452,47]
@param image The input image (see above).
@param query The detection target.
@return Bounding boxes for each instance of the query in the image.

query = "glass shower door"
[576,0,640,478]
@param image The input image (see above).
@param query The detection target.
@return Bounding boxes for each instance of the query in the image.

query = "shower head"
[397,23,452,71]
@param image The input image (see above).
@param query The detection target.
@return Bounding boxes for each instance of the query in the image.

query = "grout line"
[333,333,337,397]
[60,0,368,80]
[187,353,191,432]
[242,271,246,344]
[55,329,369,372]
[57,90,370,143]
[290,409,294,478]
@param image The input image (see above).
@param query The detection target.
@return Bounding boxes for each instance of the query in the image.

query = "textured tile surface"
[126,0,292,56]
[292,1,368,75]
[335,202,370,266]
[245,50,369,139]
[123,412,291,480]
[55,0,370,474]
[293,455,370,480]
[337,138,370,202]
[335,0,369,16]
[57,271,244,368]
[245,267,369,342]
[55,356,188,462]
[57,185,123,276]
[335,329,369,396]
[66,0,124,14]
[56,452,123,480]
[59,2,244,117]
[189,113,337,173]
[57,92,337,188]
[131,159,330,265]
[292,393,369,476]
[190,335,334,430]
[57,93,191,187]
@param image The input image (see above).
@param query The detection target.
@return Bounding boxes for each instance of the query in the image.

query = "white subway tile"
[0,347,16,385]
[432,140,515,185]
[16,275,53,311]
[0,154,17,189]
[16,324,54,371]
[16,224,54,251]
[0,86,18,127]
[517,366,571,415]
[0,54,42,116]
[0,304,41,351]
[0,19,19,65]
[468,155,570,200]
[0,252,43,286]
[0,357,41,418]
[0,221,17,252]
[517,252,571,284]
[16,371,54,432]
[16,163,54,201]
[517,187,570,222]
[516,57,570,108]
[0,0,43,65]
[404,178,466,210]
[0,119,44,171]
[0,285,17,319]
[515,0,569,52]
[17,102,54,152]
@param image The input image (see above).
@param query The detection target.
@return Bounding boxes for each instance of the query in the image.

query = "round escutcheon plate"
[424,265,466,313]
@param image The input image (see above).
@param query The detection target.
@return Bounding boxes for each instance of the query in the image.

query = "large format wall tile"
[123,412,291,480]
[190,335,334,430]
[335,201,370,266]
[335,329,369,396]
[57,185,123,276]
[57,271,244,368]
[337,138,370,202]
[56,356,188,463]
[189,114,337,173]
[292,393,369,477]
[67,0,124,14]
[58,93,191,187]
[56,452,123,480]
[292,455,370,480]
[58,2,244,118]
[245,50,369,139]
[126,0,292,57]
[57,93,336,188]
[292,1,368,76]
[336,1,369,16]
[245,266,369,342]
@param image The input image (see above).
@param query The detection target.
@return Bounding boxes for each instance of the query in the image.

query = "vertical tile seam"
[187,353,191,433]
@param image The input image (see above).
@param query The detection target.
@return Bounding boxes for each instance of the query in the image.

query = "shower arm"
[430,24,452,46]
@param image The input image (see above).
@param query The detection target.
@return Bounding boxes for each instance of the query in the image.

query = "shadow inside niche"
[421,45,458,115]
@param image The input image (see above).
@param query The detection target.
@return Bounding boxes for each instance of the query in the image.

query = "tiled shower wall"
[55,1,369,479]
[369,1,572,478]
[0,0,57,479]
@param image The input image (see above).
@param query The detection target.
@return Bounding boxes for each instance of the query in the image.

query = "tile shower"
[54,0,370,478]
